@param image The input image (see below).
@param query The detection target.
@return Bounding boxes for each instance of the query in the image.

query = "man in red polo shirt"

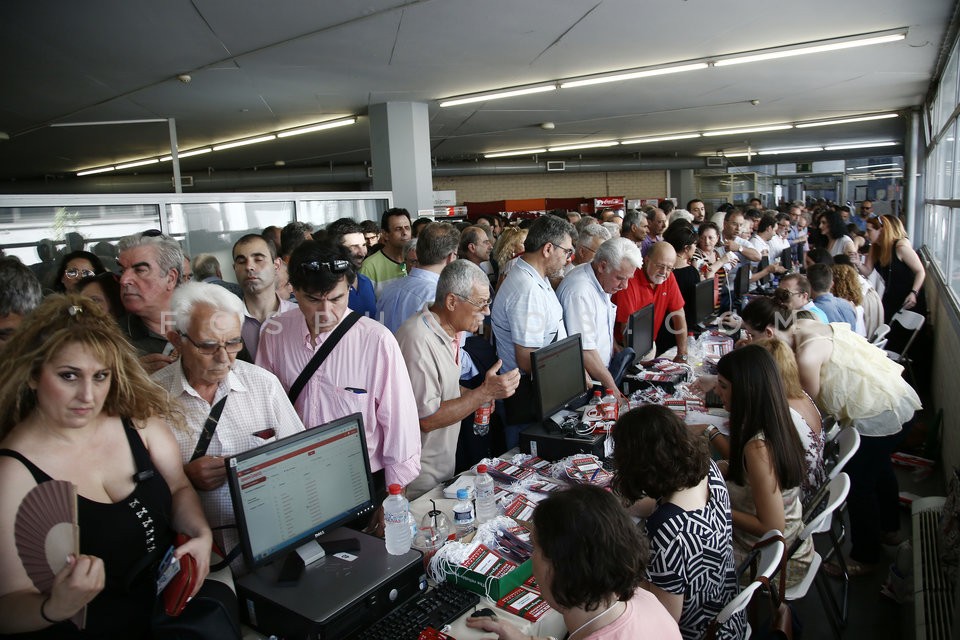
[612,241,689,363]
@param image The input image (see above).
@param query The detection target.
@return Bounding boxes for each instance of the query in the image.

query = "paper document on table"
[685,410,730,436]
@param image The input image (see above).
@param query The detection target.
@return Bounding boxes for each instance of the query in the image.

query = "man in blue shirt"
[326,218,377,319]
[378,222,460,332]
[808,264,856,327]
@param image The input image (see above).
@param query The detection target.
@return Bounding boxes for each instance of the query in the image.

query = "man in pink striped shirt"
[256,240,421,530]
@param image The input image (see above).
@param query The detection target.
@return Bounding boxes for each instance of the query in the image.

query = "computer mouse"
[471,607,497,619]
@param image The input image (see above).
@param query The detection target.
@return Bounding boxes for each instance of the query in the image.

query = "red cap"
[388,483,402,495]
[477,464,487,473]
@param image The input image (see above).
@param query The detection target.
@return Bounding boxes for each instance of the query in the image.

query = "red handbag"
[162,534,199,617]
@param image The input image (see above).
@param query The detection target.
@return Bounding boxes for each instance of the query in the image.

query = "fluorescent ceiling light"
[439,85,556,108]
[703,124,793,137]
[560,63,708,89]
[851,163,899,170]
[76,166,116,176]
[212,134,277,151]
[715,31,906,67]
[759,146,824,155]
[276,117,357,138]
[484,148,548,158]
[548,141,620,152]
[114,158,159,170]
[720,151,754,158]
[824,141,898,151]
[621,133,701,145]
[795,113,899,128]
[159,148,212,162]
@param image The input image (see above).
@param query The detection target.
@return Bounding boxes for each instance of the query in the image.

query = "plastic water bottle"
[474,464,498,524]
[588,390,602,409]
[601,389,618,420]
[453,488,476,539]
[383,484,412,555]
[473,401,492,436]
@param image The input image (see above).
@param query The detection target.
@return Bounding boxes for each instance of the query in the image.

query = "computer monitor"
[626,303,655,361]
[693,278,717,327]
[531,333,587,423]
[225,413,375,571]
[733,264,750,301]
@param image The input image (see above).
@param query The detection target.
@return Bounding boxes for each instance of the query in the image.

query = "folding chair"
[807,427,859,624]
[870,322,890,350]
[884,309,924,383]
[703,529,784,640]
[785,473,852,639]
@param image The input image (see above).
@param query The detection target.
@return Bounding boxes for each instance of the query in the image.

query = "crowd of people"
[0,196,924,639]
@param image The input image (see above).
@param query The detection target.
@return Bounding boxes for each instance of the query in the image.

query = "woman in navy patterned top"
[612,405,744,640]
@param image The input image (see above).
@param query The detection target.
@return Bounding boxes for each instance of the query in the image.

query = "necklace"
[567,600,622,640]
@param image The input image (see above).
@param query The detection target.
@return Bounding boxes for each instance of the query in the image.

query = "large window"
[923,33,960,306]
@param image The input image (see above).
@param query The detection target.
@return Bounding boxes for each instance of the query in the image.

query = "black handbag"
[152,578,241,640]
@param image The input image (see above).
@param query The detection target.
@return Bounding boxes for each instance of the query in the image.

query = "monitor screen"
[531,334,587,422]
[627,303,655,360]
[734,264,750,300]
[225,413,375,569]
[693,278,716,327]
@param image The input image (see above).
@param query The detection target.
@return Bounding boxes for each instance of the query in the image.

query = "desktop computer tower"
[519,422,606,461]
[237,529,425,639]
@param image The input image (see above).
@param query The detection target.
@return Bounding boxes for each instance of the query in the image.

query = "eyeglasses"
[180,333,244,356]
[869,214,884,227]
[580,245,597,256]
[650,263,674,273]
[551,242,575,259]
[784,290,805,297]
[65,268,95,279]
[454,294,492,311]
[298,259,350,273]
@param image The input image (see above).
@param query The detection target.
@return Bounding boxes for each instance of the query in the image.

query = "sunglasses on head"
[298,259,350,273]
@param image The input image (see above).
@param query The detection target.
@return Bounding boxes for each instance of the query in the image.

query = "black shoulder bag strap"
[287,312,362,405]
[189,396,229,462]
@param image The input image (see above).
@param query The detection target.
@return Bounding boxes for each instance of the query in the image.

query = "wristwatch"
[678,353,688,362]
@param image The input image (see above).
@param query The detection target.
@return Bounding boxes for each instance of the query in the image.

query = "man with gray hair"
[117,230,184,372]
[557,238,642,393]
[491,214,576,448]
[378,222,461,332]
[619,209,649,246]
[0,256,43,345]
[396,260,520,498]
[564,223,611,276]
[152,281,304,567]
[193,253,242,297]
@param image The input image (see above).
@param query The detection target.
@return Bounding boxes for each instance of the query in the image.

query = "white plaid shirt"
[152,359,305,563]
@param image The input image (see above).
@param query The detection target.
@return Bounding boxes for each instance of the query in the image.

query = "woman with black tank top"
[860,214,926,352]
[0,295,212,638]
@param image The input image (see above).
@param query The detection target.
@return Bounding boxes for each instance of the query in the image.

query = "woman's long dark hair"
[716,344,805,490]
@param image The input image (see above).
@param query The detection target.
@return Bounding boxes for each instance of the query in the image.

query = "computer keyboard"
[352,582,481,639]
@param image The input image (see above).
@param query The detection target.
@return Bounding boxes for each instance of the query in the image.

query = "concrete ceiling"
[0,0,955,186]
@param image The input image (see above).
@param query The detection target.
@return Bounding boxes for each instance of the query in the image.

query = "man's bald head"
[644,242,677,285]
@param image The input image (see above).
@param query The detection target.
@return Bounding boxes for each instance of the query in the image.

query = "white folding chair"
[821,414,840,445]
[884,309,924,383]
[827,426,860,481]
[785,474,852,639]
[707,529,784,640]
[870,322,890,350]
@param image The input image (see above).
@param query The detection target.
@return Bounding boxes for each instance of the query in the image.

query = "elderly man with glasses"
[256,240,421,533]
[396,260,520,498]
[152,282,304,568]
[491,214,576,449]
[611,242,690,363]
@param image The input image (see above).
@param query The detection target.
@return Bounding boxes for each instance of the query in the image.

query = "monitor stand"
[276,534,363,585]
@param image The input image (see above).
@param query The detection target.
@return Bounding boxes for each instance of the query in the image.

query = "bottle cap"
[388,484,402,495]
[593,390,601,396]
[457,488,469,500]
[477,464,487,474]
[606,388,614,394]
